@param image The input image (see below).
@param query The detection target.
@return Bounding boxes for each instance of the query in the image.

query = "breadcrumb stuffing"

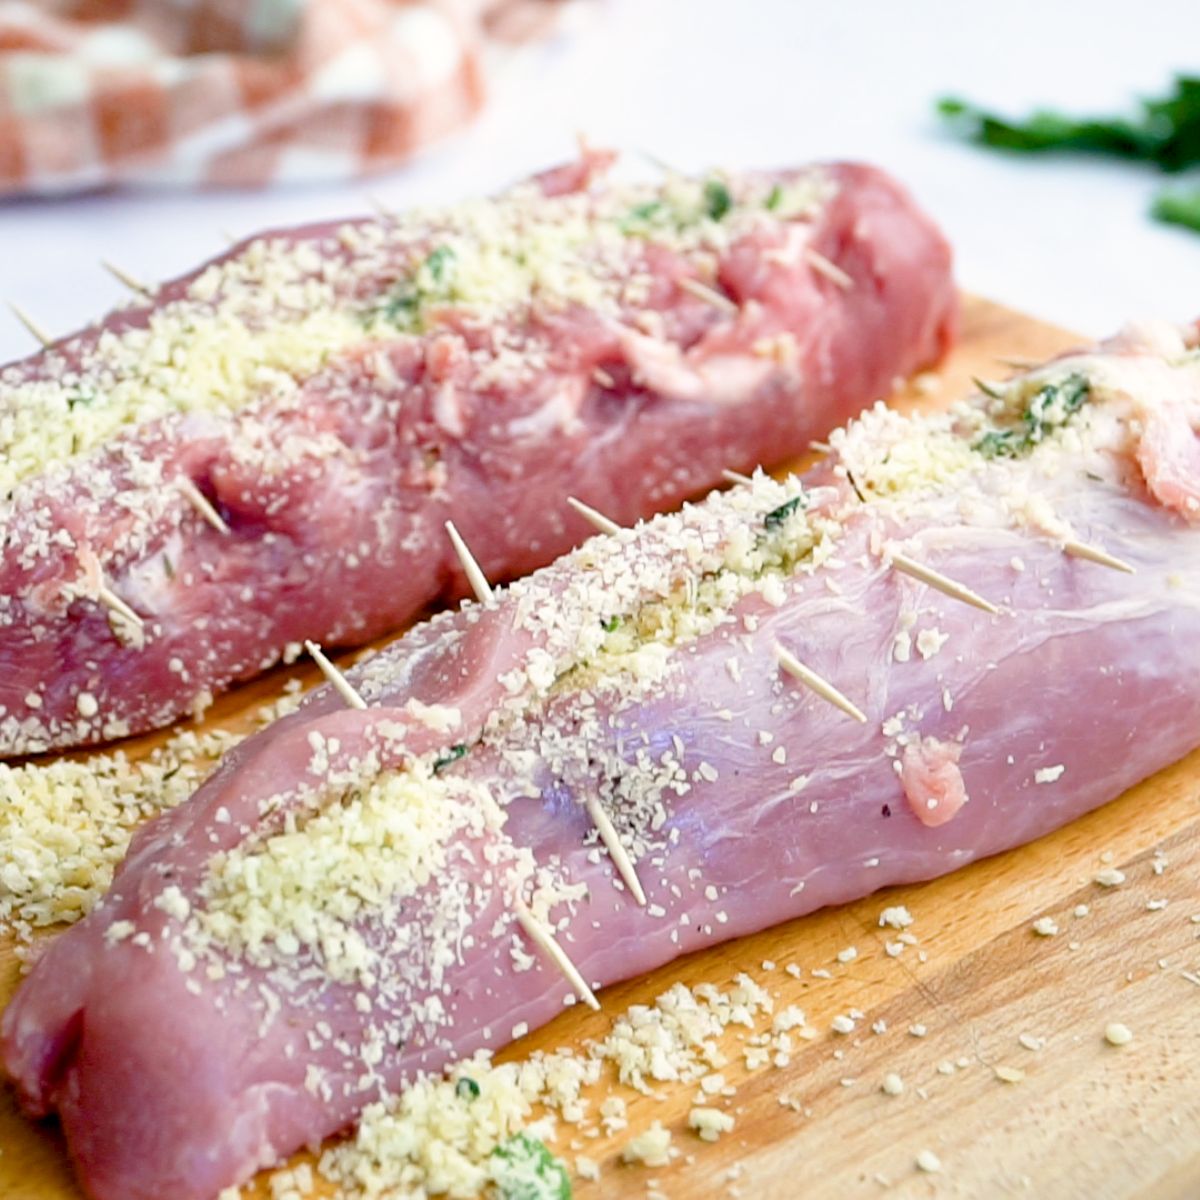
[622,1121,674,1167]
[915,1149,942,1174]
[1104,1022,1134,1047]
[0,686,303,942]
[688,1106,735,1142]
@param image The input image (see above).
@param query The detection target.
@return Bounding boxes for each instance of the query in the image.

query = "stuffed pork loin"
[6,320,1199,1200]
[0,153,956,756]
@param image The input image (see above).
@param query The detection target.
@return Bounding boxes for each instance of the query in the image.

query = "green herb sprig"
[938,76,1200,234]
[973,374,1090,459]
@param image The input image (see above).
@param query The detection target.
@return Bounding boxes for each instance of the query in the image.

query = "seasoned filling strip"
[0,167,828,496]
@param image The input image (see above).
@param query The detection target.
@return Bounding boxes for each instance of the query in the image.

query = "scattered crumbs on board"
[0,683,305,946]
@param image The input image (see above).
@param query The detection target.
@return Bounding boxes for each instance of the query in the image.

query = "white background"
[1,0,1198,364]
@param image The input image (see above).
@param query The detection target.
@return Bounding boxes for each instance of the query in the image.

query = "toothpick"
[635,147,679,176]
[513,900,600,1010]
[804,249,853,291]
[585,795,647,906]
[445,521,494,605]
[8,303,52,348]
[175,477,230,535]
[995,356,1038,371]
[1063,539,1135,575]
[722,469,754,486]
[888,552,999,615]
[304,640,367,710]
[567,496,622,536]
[774,642,867,723]
[809,440,832,455]
[678,276,738,314]
[366,194,396,221]
[96,584,144,630]
[101,259,152,297]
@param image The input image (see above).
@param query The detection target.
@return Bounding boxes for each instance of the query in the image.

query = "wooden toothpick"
[774,642,867,723]
[445,521,494,606]
[96,583,144,631]
[8,303,52,348]
[585,795,647,906]
[722,469,754,486]
[567,496,622,537]
[305,640,367,710]
[678,276,738,314]
[514,900,601,1010]
[805,249,853,291]
[101,259,152,298]
[1063,539,1135,575]
[635,147,680,176]
[366,194,396,221]
[889,552,999,615]
[175,477,230,536]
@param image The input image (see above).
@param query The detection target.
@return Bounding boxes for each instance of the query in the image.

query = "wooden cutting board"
[4,296,1199,1200]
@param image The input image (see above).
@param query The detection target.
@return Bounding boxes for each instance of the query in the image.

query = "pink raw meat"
[5,321,1199,1200]
[0,156,955,755]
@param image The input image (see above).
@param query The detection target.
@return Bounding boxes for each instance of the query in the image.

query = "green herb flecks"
[937,76,1200,234]
[620,200,665,234]
[764,183,784,211]
[66,385,99,409]
[1152,185,1200,233]
[455,1076,480,1101]
[489,1133,572,1200]
[704,179,733,221]
[763,493,806,529]
[601,615,621,633]
[432,744,467,774]
[972,373,1091,459]
[424,245,455,284]
[379,245,457,326]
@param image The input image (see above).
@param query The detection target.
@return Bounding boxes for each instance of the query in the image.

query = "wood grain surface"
[4,297,1198,1200]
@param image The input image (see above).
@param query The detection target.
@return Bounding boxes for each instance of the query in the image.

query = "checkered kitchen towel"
[0,0,569,194]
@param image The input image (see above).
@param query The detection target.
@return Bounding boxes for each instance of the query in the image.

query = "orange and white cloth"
[0,0,567,194]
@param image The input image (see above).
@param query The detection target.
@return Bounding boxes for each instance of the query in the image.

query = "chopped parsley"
[65,385,99,409]
[379,245,456,325]
[764,183,784,211]
[763,493,805,529]
[425,245,455,285]
[601,615,621,633]
[432,743,467,774]
[455,1076,480,1101]
[704,179,733,221]
[973,373,1091,459]
[489,1133,572,1200]
[621,200,664,232]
